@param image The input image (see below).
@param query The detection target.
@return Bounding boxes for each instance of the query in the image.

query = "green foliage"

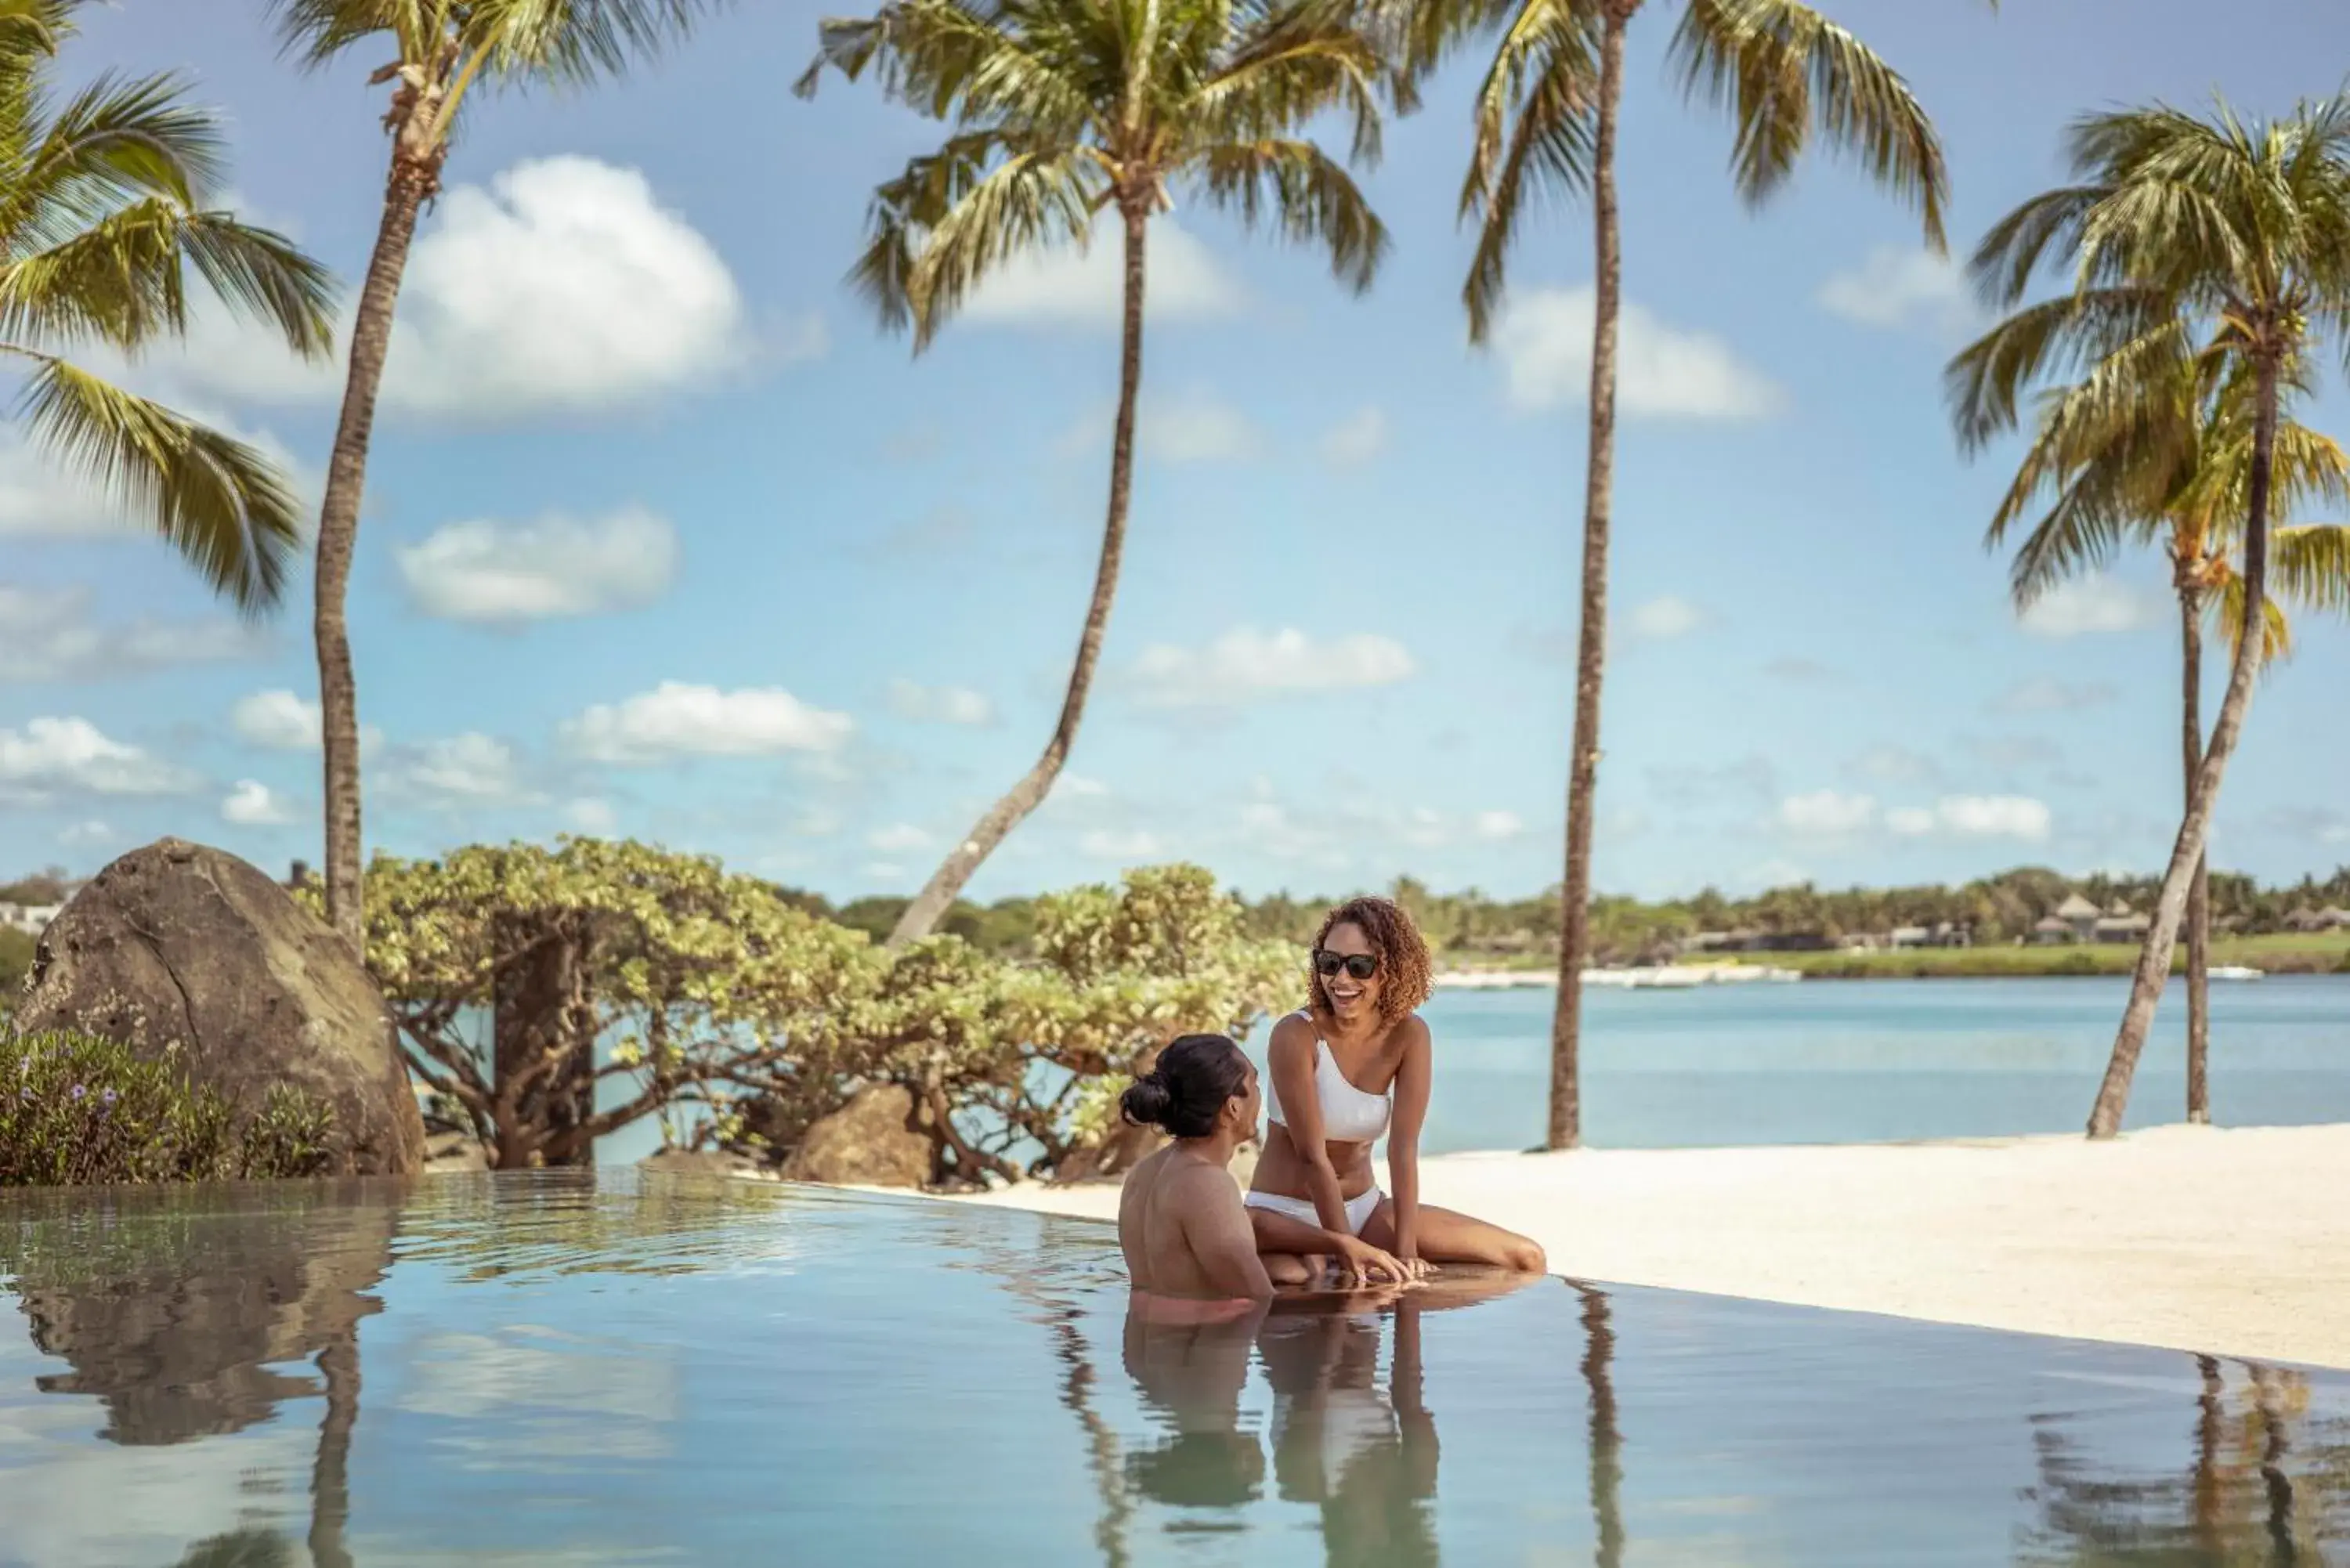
[0,4,337,613]
[324,836,878,1169]
[0,926,33,1009]
[0,1030,335,1187]
[798,0,1394,350]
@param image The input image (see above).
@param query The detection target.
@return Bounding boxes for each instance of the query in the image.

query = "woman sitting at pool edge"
[1119,1033,1413,1304]
[1246,896,1547,1281]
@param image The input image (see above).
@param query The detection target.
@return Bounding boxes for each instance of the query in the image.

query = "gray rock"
[423,1130,490,1174]
[779,1083,933,1188]
[13,838,425,1176]
[638,1147,776,1181]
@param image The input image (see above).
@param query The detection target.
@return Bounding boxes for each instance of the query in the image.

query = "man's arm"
[1180,1174,1275,1301]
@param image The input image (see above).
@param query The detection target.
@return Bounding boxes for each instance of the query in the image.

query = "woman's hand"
[1330,1234,1412,1288]
[1395,1253,1437,1282]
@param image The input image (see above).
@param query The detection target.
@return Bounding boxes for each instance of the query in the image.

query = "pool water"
[2,1173,2343,1566]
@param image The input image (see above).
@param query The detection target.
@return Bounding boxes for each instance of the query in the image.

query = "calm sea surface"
[1389,975,2350,1154]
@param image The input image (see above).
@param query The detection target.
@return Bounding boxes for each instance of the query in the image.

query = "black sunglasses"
[1314,949,1379,981]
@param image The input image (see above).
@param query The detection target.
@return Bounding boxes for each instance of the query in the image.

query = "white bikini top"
[1265,1011,1394,1143]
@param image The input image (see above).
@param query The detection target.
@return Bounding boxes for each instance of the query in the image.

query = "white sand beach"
[949,1122,2350,1371]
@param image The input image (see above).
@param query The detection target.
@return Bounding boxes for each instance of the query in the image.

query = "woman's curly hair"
[1307,896,1433,1028]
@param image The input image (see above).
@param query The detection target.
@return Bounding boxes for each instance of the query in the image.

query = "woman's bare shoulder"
[1266,1010,1314,1060]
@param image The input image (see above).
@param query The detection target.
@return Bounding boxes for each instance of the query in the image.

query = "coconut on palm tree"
[1972,339,2350,1124]
[267,0,722,948]
[798,0,1394,948]
[1408,0,1948,1148]
[1950,91,2350,1137]
[0,0,335,612]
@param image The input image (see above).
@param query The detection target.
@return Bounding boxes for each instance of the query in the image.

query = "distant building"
[2031,914,2073,945]
[2094,902,2153,944]
[2285,905,2350,933]
[2042,894,2103,944]
[0,901,63,936]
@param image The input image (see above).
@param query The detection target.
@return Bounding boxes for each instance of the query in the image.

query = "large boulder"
[780,1083,934,1188]
[13,838,425,1176]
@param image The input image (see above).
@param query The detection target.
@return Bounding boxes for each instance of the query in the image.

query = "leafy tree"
[1973,327,2350,1122]
[0,1,335,612]
[266,0,724,948]
[801,0,1394,947]
[1948,91,2350,1136]
[1408,0,1949,1148]
[330,838,877,1170]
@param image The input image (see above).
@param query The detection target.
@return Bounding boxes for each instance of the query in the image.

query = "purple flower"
[70,1084,85,1101]
[101,1088,117,1106]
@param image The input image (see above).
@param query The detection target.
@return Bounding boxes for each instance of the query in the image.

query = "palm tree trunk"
[316,149,437,948]
[306,1328,360,1568]
[2180,580,2211,1125]
[2087,358,2277,1137]
[1547,0,1632,1150]
[887,202,1148,948]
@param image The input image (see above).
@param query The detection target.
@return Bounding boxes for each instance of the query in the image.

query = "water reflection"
[1117,1272,1545,1566]
[0,1180,400,1568]
[2021,1354,2348,1564]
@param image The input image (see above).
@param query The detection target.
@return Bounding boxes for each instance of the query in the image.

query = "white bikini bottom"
[1244,1186,1382,1237]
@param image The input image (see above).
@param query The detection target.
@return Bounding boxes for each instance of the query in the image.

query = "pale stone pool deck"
[935,1122,2350,1370]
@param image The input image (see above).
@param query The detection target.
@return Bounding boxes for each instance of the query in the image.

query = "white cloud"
[2019,574,2159,638]
[867,822,931,854]
[219,778,296,826]
[167,157,750,420]
[0,586,268,682]
[964,222,1242,328]
[564,797,618,834]
[1127,627,1415,709]
[1493,286,1782,418]
[1627,595,1707,641]
[1145,390,1260,464]
[1817,246,1974,333]
[228,688,382,753]
[378,732,537,808]
[1473,809,1527,840]
[57,819,112,847]
[1318,406,1389,467]
[1080,827,1164,860]
[396,505,677,624]
[1777,789,1877,836]
[561,681,853,764]
[885,677,996,726]
[1889,794,2053,841]
[0,717,195,801]
[1849,746,1942,786]
[1991,676,2120,714]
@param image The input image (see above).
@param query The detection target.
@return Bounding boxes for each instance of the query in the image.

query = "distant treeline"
[795,865,2350,967]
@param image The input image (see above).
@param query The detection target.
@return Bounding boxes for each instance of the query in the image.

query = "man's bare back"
[1119,1143,1269,1301]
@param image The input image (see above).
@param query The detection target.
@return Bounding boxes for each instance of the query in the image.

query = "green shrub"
[0,927,33,1016]
[0,1030,337,1187]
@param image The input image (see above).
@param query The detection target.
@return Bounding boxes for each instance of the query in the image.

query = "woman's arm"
[1246,1204,1409,1286]
[1388,1019,1434,1270]
[1267,1018,1354,1237]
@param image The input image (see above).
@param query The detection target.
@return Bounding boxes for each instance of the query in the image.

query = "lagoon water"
[2,1174,2345,1566]
[1396,975,2350,1154]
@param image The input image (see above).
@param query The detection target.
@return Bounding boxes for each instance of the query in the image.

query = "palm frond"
[270,1,718,90]
[175,208,339,359]
[1455,0,1595,344]
[796,0,1094,143]
[1944,287,2171,452]
[1185,12,1388,165]
[10,352,302,616]
[1193,135,1387,294]
[2266,522,2350,619]
[1669,0,1947,248]
[2203,555,2296,667]
[0,70,229,247]
[870,141,1101,349]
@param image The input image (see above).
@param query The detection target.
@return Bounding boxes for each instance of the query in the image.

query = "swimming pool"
[2,1172,2342,1565]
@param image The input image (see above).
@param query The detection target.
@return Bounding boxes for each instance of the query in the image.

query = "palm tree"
[799,0,1393,947]
[0,1,335,613]
[1949,92,2350,1138]
[1412,0,1949,1147]
[1974,343,2350,1125]
[267,0,721,949]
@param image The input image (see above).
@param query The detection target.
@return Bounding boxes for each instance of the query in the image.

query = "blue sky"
[5,0,2345,904]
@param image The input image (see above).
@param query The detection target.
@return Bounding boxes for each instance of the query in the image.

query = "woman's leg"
[1363,1201,1547,1273]
[1250,1206,1336,1288]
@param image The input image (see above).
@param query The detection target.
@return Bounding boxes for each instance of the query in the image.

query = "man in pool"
[1118,1033,1413,1310]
